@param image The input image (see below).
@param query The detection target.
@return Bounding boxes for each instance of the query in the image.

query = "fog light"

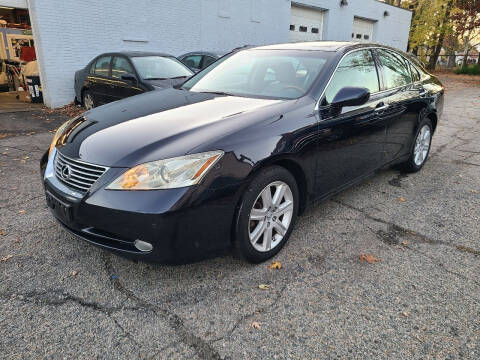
[134,239,153,252]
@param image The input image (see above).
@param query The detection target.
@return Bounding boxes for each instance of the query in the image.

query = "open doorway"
[0,5,42,111]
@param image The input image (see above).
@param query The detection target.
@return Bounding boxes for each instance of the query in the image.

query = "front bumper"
[41,149,243,263]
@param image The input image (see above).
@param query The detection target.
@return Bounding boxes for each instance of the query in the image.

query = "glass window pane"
[325,50,379,103]
[93,56,111,77]
[131,56,192,79]
[182,50,330,100]
[202,56,217,68]
[182,55,202,69]
[111,57,134,79]
[377,50,412,89]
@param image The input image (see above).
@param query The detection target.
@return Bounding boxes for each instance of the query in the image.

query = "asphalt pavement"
[0,74,479,359]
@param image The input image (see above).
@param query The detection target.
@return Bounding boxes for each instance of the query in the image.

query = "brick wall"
[27,0,291,108]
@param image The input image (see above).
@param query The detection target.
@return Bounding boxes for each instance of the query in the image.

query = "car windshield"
[181,50,330,99]
[131,56,193,80]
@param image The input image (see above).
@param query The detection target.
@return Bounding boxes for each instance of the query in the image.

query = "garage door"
[289,5,323,42]
[352,17,375,43]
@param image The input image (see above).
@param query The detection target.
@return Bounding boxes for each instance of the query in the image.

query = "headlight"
[107,151,224,190]
[48,120,71,158]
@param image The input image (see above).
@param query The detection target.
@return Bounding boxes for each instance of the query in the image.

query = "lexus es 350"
[42,42,444,263]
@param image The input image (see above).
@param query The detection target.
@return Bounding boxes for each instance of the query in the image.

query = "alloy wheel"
[248,181,294,252]
[413,125,431,166]
[84,94,94,110]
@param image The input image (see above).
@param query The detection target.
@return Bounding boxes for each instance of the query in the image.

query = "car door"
[315,49,389,197]
[110,56,144,101]
[86,55,112,105]
[374,49,424,162]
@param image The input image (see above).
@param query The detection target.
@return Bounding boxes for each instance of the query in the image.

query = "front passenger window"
[325,50,379,104]
[111,57,134,79]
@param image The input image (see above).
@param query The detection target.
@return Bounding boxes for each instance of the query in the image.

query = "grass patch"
[455,64,480,75]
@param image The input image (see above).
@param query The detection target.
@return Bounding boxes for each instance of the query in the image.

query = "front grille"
[54,151,108,193]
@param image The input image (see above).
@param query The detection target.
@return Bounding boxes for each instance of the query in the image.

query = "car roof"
[178,51,225,58]
[251,41,357,52]
[99,51,175,58]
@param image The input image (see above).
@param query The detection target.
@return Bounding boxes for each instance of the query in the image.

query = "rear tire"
[234,166,299,263]
[399,118,433,173]
[82,90,95,110]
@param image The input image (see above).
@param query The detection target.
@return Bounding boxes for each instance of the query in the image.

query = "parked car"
[43,41,444,264]
[178,51,225,72]
[74,51,193,109]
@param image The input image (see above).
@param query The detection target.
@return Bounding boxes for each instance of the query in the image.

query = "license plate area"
[46,191,72,223]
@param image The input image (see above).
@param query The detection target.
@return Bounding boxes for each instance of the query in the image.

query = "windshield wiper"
[144,77,167,80]
[170,75,190,79]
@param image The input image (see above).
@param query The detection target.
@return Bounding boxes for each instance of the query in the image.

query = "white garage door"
[289,5,323,42]
[352,17,375,43]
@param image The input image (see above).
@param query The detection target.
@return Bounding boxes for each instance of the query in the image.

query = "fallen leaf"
[258,284,270,290]
[19,210,26,214]
[398,197,406,202]
[71,270,78,276]
[251,321,261,329]
[1,255,13,262]
[402,311,409,318]
[267,261,282,270]
[472,190,478,194]
[0,229,6,236]
[401,241,408,246]
[359,254,381,264]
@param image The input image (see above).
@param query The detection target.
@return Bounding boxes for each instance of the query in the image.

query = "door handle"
[375,104,390,112]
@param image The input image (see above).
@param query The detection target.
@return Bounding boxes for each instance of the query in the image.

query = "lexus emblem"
[61,165,71,180]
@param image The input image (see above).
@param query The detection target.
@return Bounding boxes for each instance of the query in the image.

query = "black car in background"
[45,42,444,263]
[178,51,225,72]
[74,51,193,109]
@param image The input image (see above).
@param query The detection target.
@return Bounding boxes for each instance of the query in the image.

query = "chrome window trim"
[315,45,420,111]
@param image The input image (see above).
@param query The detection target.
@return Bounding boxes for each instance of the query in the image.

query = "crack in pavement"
[103,253,223,360]
[331,199,480,288]
[0,289,140,314]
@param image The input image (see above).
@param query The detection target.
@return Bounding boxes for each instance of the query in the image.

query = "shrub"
[455,64,480,75]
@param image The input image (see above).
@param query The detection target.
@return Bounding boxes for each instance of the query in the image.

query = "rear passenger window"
[91,56,111,77]
[409,62,421,82]
[377,50,412,89]
[325,49,379,104]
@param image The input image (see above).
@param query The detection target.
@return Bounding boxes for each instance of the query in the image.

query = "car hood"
[56,88,290,167]
[145,77,189,89]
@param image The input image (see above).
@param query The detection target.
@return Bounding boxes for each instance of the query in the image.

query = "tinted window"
[92,56,111,77]
[111,57,134,79]
[182,55,202,69]
[325,50,379,103]
[202,56,217,69]
[182,50,331,100]
[131,56,193,79]
[409,62,421,82]
[377,50,412,89]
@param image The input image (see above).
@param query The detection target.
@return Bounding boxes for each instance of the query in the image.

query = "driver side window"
[325,50,379,104]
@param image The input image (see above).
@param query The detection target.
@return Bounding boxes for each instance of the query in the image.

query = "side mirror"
[121,73,137,82]
[331,87,370,110]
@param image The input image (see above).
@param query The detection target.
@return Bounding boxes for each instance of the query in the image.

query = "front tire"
[399,118,433,173]
[82,90,95,110]
[234,166,299,263]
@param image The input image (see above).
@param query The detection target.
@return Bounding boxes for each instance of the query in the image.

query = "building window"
[364,35,370,40]
[356,34,362,39]
[352,33,354,38]
[299,26,307,32]
[290,25,295,31]
[311,28,319,34]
